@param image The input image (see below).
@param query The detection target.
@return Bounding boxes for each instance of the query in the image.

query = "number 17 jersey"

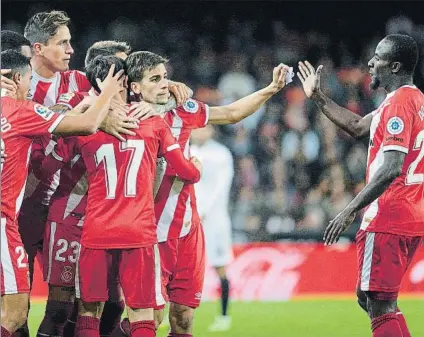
[76,117,186,249]
[360,85,424,236]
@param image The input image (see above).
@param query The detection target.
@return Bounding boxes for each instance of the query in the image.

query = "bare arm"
[52,65,123,136]
[346,150,405,213]
[313,92,372,138]
[323,150,405,245]
[298,61,371,138]
[208,64,289,125]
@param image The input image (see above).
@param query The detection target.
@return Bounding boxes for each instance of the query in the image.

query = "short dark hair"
[1,30,31,52]
[0,50,31,80]
[126,51,168,84]
[85,55,126,93]
[384,34,419,74]
[85,40,131,68]
[24,10,70,45]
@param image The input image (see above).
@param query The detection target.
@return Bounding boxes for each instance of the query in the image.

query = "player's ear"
[33,43,44,56]
[131,81,141,95]
[391,61,401,74]
[123,76,128,89]
[12,72,21,86]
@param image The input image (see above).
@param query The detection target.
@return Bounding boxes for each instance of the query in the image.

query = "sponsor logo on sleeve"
[385,135,404,143]
[386,116,404,135]
[183,99,199,113]
[58,92,75,103]
[34,104,55,121]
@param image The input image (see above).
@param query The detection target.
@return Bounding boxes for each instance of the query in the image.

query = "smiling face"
[367,38,397,91]
[35,25,74,73]
[131,63,170,104]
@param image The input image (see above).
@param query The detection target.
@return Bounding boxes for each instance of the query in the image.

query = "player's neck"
[31,57,57,79]
[385,77,414,94]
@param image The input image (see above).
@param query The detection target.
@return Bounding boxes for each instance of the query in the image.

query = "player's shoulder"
[390,85,423,106]
[175,99,205,115]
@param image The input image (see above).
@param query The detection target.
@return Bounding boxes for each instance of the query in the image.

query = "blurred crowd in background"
[3,2,424,243]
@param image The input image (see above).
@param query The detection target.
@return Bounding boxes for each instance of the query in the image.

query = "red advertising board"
[31,242,424,300]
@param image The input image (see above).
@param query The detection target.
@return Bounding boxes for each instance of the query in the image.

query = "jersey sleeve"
[382,103,414,154]
[73,71,92,92]
[41,137,79,178]
[157,121,181,157]
[56,92,87,110]
[18,101,65,137]
[175,99,210,129]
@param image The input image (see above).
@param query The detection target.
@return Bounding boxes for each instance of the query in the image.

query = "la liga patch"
[183,99,199,113]
[386,116,404,135]
[34,104,54,121]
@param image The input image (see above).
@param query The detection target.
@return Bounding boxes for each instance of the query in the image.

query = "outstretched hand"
[297,61,323,99]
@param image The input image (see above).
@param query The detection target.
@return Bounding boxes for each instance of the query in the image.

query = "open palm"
[297,61,323,98]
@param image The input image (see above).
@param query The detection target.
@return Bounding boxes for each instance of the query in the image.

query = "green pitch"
[28,298,424,337]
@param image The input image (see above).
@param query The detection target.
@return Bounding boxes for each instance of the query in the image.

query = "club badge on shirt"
[34,104,55,121]
[387,116,404,135]
[183,99,199,113]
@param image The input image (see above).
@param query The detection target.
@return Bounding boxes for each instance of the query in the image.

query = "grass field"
[28,297,424,337]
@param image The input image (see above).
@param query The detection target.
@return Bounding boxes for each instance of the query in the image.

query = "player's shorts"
[156,224,206,309]
[356,229,422,300]
[76,245,165,309]
[203,218,233,267]
[42,221,82,287]
[18,199,49,268]
[1,216,30,295]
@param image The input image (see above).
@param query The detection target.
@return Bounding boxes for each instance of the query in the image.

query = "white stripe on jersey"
[46,222,57,283]
[1,218,18,294]
[360,232,375,291]
[157,179,185,241]
[15,145,32,215]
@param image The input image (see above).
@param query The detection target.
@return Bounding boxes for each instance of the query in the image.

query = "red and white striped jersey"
[43,92,90,227]
[154,99,209,242]
[0,96,64,223]
[28,70,91,107]
[360,85,424,236]
[23,71,91,206]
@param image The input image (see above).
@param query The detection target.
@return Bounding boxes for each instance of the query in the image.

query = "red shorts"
[356,229,422,299]
[18,199,48,265]
[1,217,30,295]
[157,224,206,309]
[76,245,165,309]
[43,221,82,287]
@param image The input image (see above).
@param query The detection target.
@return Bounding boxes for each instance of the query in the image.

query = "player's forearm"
[209,85,276,125]
[74,93,113,134]
[345,165,401,214]
[164,150,200,183]
[312,92,366,138]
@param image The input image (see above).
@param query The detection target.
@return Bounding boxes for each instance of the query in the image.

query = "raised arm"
[52,65,123,136]
[208,64,289,125]
[298,61,372,138]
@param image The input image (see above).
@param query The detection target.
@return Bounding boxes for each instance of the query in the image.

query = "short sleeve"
[175,99,209,129]
[56,92,87,109]
[18,101,65,137]
[382,104,414,154]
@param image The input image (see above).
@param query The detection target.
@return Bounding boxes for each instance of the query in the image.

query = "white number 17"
[95,140,145,199]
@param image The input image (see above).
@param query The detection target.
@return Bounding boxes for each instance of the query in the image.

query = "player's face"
[368,39,393,90]
[134,63,170,104]
[36,25,74,72]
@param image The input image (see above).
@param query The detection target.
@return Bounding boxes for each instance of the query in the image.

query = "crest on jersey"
[182,99,198,113]
[58,92,75,103]
[34,104,54,121]
[386,116,404,135]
